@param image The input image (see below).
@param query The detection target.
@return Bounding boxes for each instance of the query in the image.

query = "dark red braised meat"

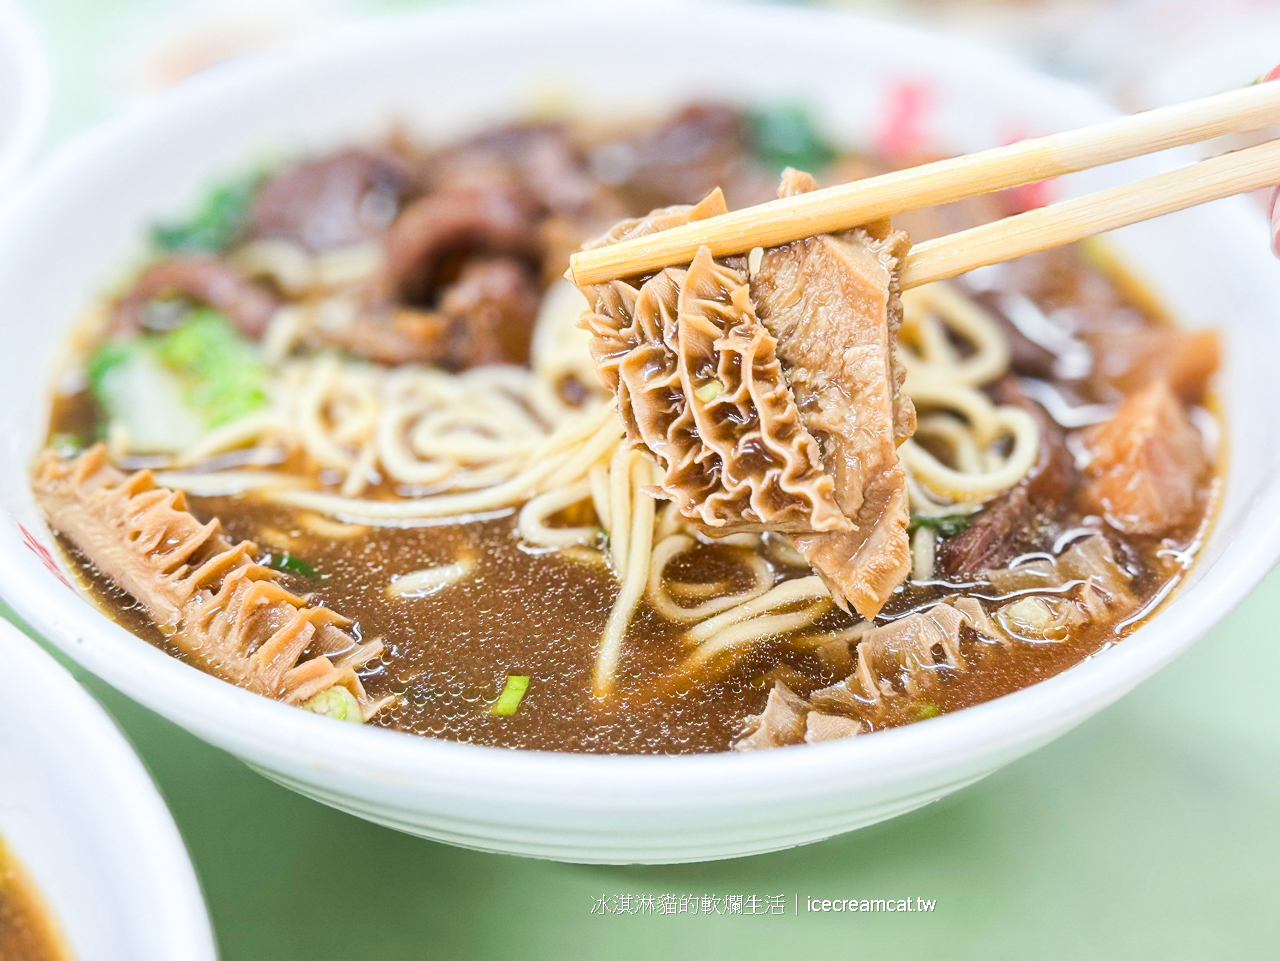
[936,379,1077,579]
[249,148,415,253]
[113,256,279,337]
[385,184,541,306]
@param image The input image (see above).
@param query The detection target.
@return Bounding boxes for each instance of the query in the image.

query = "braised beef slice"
[425,123,630,285]
[1084,326,1220,404]
[249,148,414,253]
[1081,379,1210,536]
[425,123,606,217]
[936,378,1077,578]
[320,258,540,369]
[316,306,450,367]
[750,170,914,619]
[593,104,773,208]
[385,184,541,306]
[113,256,279,337]
[437,258,541,368]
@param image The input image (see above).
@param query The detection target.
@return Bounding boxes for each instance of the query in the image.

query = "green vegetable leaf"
[155,309,268,427]
[748,105,836,174]
[491,675,531,716]
[264,552,319,579]
[151,174,260,254]
[908,513,972,539]
[87,339,205,453]
[86,309,268,453]
[86,340,136,389]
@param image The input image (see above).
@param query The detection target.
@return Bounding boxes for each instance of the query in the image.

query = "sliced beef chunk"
[593,104,771,208]
[425,122,608,217]
[327,157,548,367]
[385,184,541,306]
[321,257,540,369]
[316,305,450,366]
[1084,325,1220,404]
[425,123,628,285]
[937,378,1076,579]
[113,256,279,337]
[751,170,915,619]
[437,258,541,368]
[249,148,414,253]
[1081,379,1210,536]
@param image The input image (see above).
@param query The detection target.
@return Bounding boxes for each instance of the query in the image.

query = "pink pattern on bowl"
[19,522,69,589]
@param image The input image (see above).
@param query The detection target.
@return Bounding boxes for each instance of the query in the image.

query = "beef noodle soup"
[0,838,65,961]
[33,105,1221,753]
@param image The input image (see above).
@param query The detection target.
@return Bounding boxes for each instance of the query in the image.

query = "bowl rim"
[2,0,1279,809]
[0,0,49,193]
[0,620,218,959]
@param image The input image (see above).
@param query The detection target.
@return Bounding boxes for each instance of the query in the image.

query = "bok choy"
[88,309,268,454]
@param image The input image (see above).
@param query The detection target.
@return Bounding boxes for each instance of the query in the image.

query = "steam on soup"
[33,105,1220,753]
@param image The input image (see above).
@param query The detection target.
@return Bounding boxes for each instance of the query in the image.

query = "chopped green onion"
[49,432,84,458]
[491,675,531,716]
[264,553,319,579]
[748,105,836,174]
[151,174,260,254]
[694,379,725,403]
[908,513,972,539]
[302,686,363,722]
[914,701,941,721]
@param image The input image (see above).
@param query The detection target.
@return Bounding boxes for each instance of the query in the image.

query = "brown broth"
[56,463,1218,753]
[0,839,66,961]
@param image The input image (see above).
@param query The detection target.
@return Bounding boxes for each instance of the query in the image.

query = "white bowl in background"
[0,0,1277,864]
[0,621,217,959]
[0,1,48,192]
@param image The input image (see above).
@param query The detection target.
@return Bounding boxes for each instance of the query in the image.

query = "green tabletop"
[11,2,1280,957]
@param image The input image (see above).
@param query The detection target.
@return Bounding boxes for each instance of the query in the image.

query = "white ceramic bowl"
[0,1,48,192]
[0,622,216,958]
[1,1,1278,864]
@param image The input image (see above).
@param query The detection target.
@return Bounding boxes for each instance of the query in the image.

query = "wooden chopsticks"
[568,81,1280,287]
[900,137,1280,288]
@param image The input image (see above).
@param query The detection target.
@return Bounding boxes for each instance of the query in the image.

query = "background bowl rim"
[0,620,218,959]
[1,0,1278,809]
[0,0,50,193]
